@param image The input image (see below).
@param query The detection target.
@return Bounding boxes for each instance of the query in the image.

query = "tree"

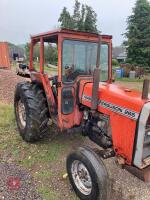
[78,4,86,31]
[84,5,98,33]
[72,0,81,30]
[44,44,58,65]
[25,43,58,65]
[58,7,73,29]
[58,0,99,33]
[25,43,30,61]
[125,0,150,67]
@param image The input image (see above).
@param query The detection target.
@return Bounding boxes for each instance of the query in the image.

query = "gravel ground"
[0,69,27,104]
[0,163,42,200]
[105,158,150,200]
[0,69,150,200]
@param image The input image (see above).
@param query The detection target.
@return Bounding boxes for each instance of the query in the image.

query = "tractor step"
[93,149,115,159]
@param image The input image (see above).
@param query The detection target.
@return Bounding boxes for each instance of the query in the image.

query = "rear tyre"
[14,82,49,142]
[67,146,110,200]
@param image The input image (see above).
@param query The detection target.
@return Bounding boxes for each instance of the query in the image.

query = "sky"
[0,0,138,46]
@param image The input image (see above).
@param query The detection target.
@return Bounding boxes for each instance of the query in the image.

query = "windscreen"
[62,39,109,83]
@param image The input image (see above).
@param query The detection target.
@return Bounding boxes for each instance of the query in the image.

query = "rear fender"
[30,72,56,115]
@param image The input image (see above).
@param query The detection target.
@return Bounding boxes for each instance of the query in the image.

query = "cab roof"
[31,28,112,43]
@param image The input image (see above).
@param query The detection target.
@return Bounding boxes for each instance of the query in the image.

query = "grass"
[112,65,120,69]
[116,77,145,82]
[0,102,80,200]
[38,186,60,200]
[44,65,58,74]
[11,62,58,76]
[0,103,15,130]
[35,170,53,178]
[33,63,58,75]
[115,77,150,93]
[11,62,18,70]
[19,141,68,168]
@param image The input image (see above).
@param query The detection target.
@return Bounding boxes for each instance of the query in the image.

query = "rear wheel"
[67,146,110,200]
[14,82,49,142]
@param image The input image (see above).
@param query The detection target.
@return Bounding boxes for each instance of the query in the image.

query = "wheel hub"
[18,100,26,128]
[71,160,92,195]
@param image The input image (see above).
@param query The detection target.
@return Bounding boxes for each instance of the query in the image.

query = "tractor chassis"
[92,147,150,182]
[123,164,150,182]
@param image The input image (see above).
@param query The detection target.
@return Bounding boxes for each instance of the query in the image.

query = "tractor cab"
[29,28,112,129]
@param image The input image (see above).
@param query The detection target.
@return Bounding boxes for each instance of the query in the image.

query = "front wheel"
[67,146,110,200]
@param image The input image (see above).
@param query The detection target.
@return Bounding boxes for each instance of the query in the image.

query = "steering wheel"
[52,75,58,86]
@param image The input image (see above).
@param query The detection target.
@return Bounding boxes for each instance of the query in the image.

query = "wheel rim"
[18,100,26,129]
[71,160,92,195]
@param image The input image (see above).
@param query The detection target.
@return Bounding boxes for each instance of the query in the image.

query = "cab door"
[57,35,83,129]
[57,34,110,130]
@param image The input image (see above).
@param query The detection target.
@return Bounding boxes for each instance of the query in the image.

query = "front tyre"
[67,146,110,200]
[14,82,49,142]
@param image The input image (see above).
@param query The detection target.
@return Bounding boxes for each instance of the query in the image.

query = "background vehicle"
[16,63,30,77]
[14,28,150,200]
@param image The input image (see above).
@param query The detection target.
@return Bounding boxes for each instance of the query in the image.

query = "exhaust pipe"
[91,35,101,111]
[142,79,150,100]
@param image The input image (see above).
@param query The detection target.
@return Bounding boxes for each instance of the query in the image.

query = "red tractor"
[14,29,150,200]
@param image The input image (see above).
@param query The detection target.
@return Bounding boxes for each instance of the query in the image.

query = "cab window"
[62,39,109,83]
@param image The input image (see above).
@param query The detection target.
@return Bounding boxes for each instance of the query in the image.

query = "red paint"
[40,37,44,73]
[81,82,149,164]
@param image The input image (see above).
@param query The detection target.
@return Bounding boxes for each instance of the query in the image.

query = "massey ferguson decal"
[82,94,139,120]
[99,100,139,120]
